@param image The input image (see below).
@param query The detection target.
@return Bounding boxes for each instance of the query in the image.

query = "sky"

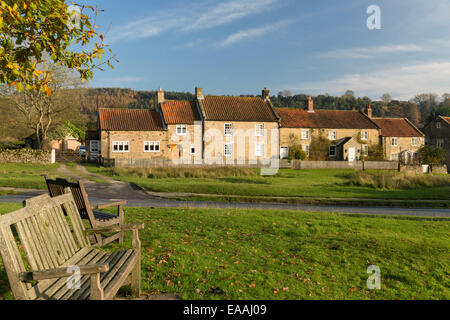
[79,0,450,101]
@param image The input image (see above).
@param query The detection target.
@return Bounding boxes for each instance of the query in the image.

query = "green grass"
[84,165,450,201]
[2,203,447,300]
[0,163,62,189]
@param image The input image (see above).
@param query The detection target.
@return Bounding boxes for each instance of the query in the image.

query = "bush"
[348,171,450,189]
[418,146,445,166]
[112,166,260,179]
[288,145,307,160]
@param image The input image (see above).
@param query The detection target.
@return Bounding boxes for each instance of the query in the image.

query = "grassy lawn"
[85,165,450,201]
[0,163,63,189]
[1,202,448,300]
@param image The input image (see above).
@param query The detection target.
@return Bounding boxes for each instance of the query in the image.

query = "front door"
[280,147,289,159]
[348,148,356,162]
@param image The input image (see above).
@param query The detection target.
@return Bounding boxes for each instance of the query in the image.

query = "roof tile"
[372,118,424,137]
[160,100,201,124]
[98,109,165,131]
[276,108,378,129]
[201,96,278,122]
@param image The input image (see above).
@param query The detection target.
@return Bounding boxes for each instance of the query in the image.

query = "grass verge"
[1,203,448,300]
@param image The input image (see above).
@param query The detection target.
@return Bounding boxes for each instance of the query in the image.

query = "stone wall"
[287,160,398,170]
[0,149,52,164]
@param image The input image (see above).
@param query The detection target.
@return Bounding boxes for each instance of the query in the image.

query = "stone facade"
[423,116,450,169]
[203,121,279,165]
[381,136,425,162]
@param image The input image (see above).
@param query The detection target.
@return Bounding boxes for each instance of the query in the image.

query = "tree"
[309,132,331,161]
[412,93,439,121]
[0,55,85,149]
[0,0,115,94]
[380,93,392,106]
[418,146,445,171]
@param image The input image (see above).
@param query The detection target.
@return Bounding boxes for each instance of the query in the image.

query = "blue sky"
[80,0,450,100]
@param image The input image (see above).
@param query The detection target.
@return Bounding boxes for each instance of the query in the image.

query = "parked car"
[78,145,86,156]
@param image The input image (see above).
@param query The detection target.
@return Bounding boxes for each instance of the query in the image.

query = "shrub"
[418,146,445,166]
[348,171,450,189]
[112,166,260,179]
[288,145,307,160]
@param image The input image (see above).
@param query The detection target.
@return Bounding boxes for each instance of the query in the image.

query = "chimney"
[195,87,204,100]
[157,88,165,104]
[366,103,373,118]
[262,88,270,101]
[307,96,314,113]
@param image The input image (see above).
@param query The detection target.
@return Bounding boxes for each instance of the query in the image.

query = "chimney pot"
[195,87,204,100]
[366,103,373,118]
[262,88,270,101]
[307,96,314,112]
[157,88,165,104]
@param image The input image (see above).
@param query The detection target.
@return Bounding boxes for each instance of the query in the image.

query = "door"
[348,148,355,162]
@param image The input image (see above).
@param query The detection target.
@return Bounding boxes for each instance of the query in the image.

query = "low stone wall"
[0,149,52,164]
[400,164,448,174]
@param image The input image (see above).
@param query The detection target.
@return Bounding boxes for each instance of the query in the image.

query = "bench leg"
[118,205,125,244]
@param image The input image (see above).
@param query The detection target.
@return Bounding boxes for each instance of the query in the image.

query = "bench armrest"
[93,200,127,211]
[86,223,144,235]
[86,223,144,250]
[20,263,109,282]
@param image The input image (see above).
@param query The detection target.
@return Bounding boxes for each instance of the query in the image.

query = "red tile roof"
[98,108,165,131]
[372,118,424,137]
[160,100,201,124]
[276,108,378,129]
[200,96,279,122]
[440,116,450,124]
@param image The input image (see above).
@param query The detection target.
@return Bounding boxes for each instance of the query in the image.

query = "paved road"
[1,182,449,217]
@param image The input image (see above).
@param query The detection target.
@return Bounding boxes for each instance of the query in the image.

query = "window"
[361,131,369,140]
[224,143,233,157]
[113,141,129,153]
[190,145,196,155]
[176,125,187,135]
[329,145,336,157]
[224,123,233,136]
[329,131,337,140]
[437,139,444,148]
[280,147,289,159]
[255,143,264,157]
[363,145,369,156]
[144,141,160,153]
[412,137,418,147]
[391,153,399,161]
[436,122,441,129]
[302,145,310,157]
[255,124,264,137]
[90,141,100,153]
[301,129,310,140]
[392,137,398,146]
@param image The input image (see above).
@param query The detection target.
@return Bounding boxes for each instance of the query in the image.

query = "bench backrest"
[44,177,93,221]
[0,193,91,300]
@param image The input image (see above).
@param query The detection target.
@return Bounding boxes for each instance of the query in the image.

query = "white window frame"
[255,124,265,137]
[112,141,129,153]
[411,137,418,147]
[329,131,337,140]
[255,143,264,157]
[437,138,444,148]
[363,144,369,156]
[190,144,196,155]
[176,124,187,136]
[302,144,310,157]
[392,137,398,147]
[224,143,233,157]
[144,141,160,153]
[224,123,233,136]
[301,129,310,140]
[361,131,369,141]
[436,122,441,129]
[329,145,336,157]
[391,153,399,161]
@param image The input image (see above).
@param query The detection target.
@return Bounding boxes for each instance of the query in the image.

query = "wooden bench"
[44,176,125,246]
[0,192,143,300]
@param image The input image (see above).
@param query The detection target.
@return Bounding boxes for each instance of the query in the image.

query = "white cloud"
[283,61,450,100]
[107,0,279,44]
[322,44,429,59]
[218,19,293,47]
